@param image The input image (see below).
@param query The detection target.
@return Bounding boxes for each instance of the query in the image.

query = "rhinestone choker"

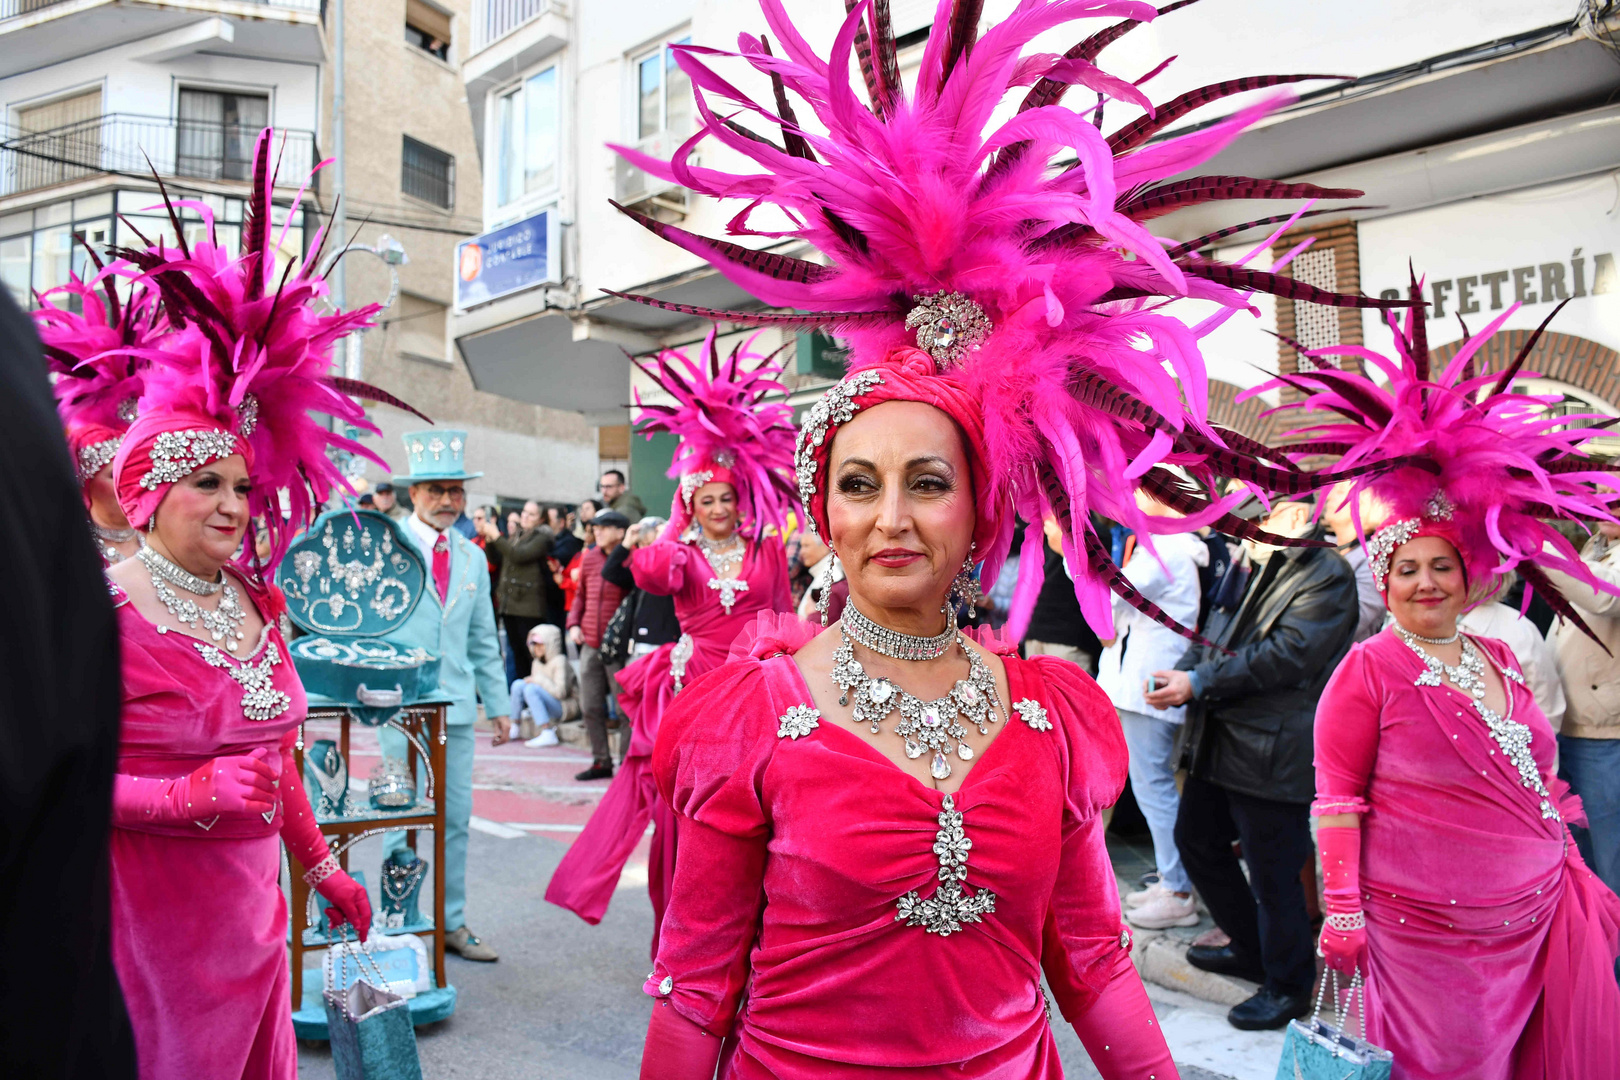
[841,601,957,662]
[1400,626,1460,645]
[139,544,222,595]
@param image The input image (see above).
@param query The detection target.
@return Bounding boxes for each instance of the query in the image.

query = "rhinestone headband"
[841,599,958,662]
[793,369,884,537]
[77,436,123,483]
[1365,516,1423,594]
[140,428,240,490]
[679,470,714,511]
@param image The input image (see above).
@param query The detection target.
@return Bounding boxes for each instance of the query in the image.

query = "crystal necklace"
[831,625,1000,781]
[139,545,248,653]
[842,600,957,662]
[92,522,139,565]
[1396,627,1558,821]
[696,533,748,613]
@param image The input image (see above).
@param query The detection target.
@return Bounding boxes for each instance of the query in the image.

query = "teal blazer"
[391,526,508,726]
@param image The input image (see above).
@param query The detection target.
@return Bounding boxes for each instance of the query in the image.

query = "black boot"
[575,759,614,781]
[1228,986,1311,1031]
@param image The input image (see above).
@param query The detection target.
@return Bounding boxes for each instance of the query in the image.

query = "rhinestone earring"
[818,551,839,627]
[945,546,979,613]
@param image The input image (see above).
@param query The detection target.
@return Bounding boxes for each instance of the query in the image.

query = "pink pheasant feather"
[117,129,425,569]
[633,330,800,541]
[607,0,1407,642]
[35,260,159,437]
[1247,277,1620,638]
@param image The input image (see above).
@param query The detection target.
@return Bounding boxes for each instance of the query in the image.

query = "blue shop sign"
[456,209,560,309]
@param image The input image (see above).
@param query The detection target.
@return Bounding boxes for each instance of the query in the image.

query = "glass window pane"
[524,66,557,195]
[71,218,113,280]
[0,211,30,237]
[496,89,520,206]
[638,53,661,139]
[0,234,31,307]
[32,223,74,297]
[665,37,692,136]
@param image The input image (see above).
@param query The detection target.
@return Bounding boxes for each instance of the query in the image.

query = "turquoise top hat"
[393,429,483,484]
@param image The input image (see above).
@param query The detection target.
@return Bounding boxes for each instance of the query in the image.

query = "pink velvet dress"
[546,535,790,954]
[1316,629,1620,1080]
[108,580,305,1080]
[647,617,1147,1078]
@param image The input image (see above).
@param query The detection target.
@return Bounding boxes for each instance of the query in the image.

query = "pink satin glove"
[639,1000,720,1080]
[1317,823,1366,975]
[112,747,278,828]
[1069,949,1178,1080]
[273,732,372,940]
[319,871,374,944]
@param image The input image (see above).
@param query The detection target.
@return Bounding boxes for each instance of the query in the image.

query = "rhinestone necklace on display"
[1396,626,1559,821]
[696,532,744,575]
[92,523,139,565]
[139,545,248,653]
[831,611,1000,782]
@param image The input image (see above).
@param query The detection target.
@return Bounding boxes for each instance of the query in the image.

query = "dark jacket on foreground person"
[1175,528,1358,805]
[0,288,135,1077]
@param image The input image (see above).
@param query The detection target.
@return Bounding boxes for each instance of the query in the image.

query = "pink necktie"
[432,534,450,603]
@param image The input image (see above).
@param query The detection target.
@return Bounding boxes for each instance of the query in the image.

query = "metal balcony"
[472,0,547,53]
[0,0,321,17]
[0,114,319,197]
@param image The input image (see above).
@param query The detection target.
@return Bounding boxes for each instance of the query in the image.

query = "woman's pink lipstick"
[870,548,924,567]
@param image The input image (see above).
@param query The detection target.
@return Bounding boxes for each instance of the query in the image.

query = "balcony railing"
[1,0,321,19]
[473,0,546,53]
[0,114,318,197]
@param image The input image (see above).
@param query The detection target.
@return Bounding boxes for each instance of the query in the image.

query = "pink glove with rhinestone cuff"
[111,746,277,828]
[277,730,373,941]
[1317,823,1366,975]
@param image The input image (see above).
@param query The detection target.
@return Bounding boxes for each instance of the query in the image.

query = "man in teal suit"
[381,429,508,962]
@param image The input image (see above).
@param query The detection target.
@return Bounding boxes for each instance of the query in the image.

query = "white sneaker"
[1125,882,1166,909]
[1126,890,1201,929]
[526,729,560,748]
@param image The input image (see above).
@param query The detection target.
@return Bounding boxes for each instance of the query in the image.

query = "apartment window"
[402,136,455,208]
[176,89,268,181]
[405,0,452,61]
[495,64,557,207]
[634,34,692,141]
[12,88,103,192]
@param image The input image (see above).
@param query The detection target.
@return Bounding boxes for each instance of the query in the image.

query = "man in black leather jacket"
[1145,496,1357,1031]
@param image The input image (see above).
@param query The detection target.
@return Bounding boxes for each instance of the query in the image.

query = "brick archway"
[1208,379,1284,445]
[1431,331,1620,408]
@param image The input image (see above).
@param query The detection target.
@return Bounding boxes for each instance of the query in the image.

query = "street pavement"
[294,721,1280,1079]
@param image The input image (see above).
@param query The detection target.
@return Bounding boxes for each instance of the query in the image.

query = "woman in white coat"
[1096,491,1209,930]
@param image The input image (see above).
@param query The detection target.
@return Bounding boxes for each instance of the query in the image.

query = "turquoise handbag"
[323,925,424,1080]
[1275,970,1393,1080]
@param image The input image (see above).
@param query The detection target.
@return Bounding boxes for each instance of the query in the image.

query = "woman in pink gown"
[1251,281,1620,1077]
[100,129,412,1079]
[547,335,797,953]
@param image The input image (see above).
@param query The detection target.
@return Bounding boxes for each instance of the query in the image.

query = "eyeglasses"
[424,484,465,500]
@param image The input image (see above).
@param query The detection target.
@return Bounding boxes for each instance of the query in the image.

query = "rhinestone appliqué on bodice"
[1399,629,1558,821]
[777,704,820,740]
[896,795,996,936]
[196,641,292,722]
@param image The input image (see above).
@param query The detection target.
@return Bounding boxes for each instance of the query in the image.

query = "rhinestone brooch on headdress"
[904,291,990,367]
[77,437,123,483]
[140,429,240,490]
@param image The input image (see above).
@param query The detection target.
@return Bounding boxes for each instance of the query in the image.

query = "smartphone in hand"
[1143,675,1166,694]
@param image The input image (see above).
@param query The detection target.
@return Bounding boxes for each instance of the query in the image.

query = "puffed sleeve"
[647,658,777,1035]
[1028,656,1131,1009]
[1312,639,1383,815]
[1029,657,1176,1077]
[631,539,693,597]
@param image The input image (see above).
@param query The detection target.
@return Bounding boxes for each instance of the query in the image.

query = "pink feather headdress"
[633,330,800,541]
[34,260,160,484]
[606,0,1411,641]
[108,128,428,570]
[1248,278,1620,641]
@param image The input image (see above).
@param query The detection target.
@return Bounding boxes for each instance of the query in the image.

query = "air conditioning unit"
[614,131,690,219]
